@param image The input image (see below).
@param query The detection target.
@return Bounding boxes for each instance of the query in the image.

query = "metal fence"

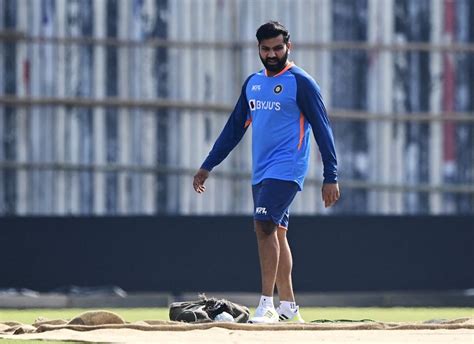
[0,0,473,215]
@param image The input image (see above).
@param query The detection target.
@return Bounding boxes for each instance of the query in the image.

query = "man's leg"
[274,224,304,322]
[254,220,280,297]
[275,227,295,302]
[249,179,299,323]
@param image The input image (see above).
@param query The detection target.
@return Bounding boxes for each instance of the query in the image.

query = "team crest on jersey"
[273,84,283,94]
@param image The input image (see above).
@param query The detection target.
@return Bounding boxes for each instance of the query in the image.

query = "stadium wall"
[1,1,473,216]
[1,216,473,293]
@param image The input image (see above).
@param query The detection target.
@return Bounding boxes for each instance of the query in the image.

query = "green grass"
[0,307,472,324]
[301,307,473,322]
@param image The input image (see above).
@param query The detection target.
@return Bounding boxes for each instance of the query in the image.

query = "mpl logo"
[255,207,267,215]
[251,84,261,91]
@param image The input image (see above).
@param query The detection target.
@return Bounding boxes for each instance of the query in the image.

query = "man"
[193,21,340,323]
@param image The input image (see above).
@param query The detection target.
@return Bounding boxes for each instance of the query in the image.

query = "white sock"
[280,301,297,312]
[259,295,274,308]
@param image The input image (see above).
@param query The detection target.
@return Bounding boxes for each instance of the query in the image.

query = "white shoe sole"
[248,317,279,324]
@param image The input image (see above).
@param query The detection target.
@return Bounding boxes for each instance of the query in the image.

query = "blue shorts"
[252,178,299,229]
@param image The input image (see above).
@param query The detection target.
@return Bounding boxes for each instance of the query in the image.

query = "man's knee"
[255,220,278,235]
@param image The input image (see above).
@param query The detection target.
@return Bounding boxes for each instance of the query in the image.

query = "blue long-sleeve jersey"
[201,63,337,190]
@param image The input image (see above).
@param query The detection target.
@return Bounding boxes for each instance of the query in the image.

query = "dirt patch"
[0,311,472,343]
[1,328,473,344]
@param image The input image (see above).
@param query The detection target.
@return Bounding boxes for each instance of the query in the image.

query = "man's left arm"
[295,74,340,207]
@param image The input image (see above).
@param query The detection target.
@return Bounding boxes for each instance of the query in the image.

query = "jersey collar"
[264,62,294,77]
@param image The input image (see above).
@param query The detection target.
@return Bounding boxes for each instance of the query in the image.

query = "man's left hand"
[322,183,340,208]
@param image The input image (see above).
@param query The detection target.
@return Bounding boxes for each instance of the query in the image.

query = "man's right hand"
[193,168,210,194]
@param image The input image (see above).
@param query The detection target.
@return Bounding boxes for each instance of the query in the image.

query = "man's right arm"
[200,81,251,172]
[194,84,251,194]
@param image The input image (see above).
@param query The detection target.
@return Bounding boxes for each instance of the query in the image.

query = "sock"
[259,295,274,308]
[280,300,297,312]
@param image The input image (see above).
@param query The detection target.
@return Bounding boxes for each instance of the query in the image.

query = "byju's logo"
[249,99,256,111]
[251,84,261,91]
[248,99,281,111]
[256,207,267,215]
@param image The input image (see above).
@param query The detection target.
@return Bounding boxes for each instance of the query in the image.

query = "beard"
[260,50,289,73]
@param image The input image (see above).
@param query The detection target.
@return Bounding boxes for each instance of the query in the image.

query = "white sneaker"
[277,305,305,323]
[248,305,279,323]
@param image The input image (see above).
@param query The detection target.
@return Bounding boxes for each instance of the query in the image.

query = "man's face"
[258,34,290,73]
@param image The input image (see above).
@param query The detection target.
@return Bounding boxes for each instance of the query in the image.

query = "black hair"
[256,21,290,44]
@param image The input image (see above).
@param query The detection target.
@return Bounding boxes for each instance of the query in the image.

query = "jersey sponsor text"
[249,99,281,111]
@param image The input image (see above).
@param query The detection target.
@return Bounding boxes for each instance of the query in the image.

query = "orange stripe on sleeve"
[244,118,252,128]
[298,112,305,150]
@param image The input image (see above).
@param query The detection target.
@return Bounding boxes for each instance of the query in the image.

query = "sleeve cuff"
[200,162,213,172]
